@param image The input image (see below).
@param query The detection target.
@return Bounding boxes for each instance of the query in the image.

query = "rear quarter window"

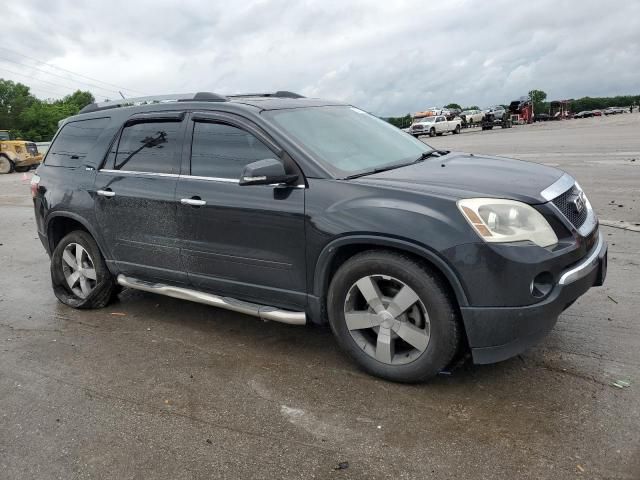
[45,117,110,167]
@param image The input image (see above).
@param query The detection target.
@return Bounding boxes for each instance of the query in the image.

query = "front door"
[176,113,306,310]
[94,112,187,284]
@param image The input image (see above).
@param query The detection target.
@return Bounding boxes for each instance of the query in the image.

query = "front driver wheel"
[51,230,116,309]
[327,251,461,383]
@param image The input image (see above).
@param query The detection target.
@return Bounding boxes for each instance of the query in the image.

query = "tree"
[529,89,547,115]
[445,103,461,110]
[0,79,95,141]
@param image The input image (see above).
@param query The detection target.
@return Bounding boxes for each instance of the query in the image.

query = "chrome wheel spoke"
[79,277,91,297]
[84,268,97,280]
[66,270,81,289]
[75,245,85,266]
[386,285,420,319]
[375,326,394,363]
[62,250,77,269]
[345,312,382,330]
[393,322,429,352]
[355,276,385,313]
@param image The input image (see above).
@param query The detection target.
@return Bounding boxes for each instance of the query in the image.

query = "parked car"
[460,109,484,125]
[409,115,462,137]
[591,110,602,117]
[0,130,43,174]
[574,111,593,119]
[604,107,626,115]
[32,91,607,383]
[484,105,506,120]
[534,113,550,122]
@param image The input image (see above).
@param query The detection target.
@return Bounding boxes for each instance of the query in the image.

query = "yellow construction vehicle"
[0,130,44,174]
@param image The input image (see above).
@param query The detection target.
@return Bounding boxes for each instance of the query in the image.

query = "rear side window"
[46,118,109,167]
[190,122,274,179]
[111,120,182,174]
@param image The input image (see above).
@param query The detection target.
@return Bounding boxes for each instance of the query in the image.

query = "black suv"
[32,91,607,382]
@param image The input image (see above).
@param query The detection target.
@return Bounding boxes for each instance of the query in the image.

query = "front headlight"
[457,198,558,247]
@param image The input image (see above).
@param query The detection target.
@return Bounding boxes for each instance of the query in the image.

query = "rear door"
[94,112,187,284]
[176,112,307,310]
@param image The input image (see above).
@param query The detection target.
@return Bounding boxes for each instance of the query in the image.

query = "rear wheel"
[453,125,461,134]
[50,230,116,309]
[327,251,461,383]
[0,156,14,174]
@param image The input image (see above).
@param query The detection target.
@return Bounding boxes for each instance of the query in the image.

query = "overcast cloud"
[2,0,639,116]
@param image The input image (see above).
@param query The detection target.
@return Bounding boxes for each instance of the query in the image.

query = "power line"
[0,46,146,96]
[0,66,81,97]
[0,54,130,98]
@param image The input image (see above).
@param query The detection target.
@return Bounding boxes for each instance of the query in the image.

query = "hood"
[352,151,566,204]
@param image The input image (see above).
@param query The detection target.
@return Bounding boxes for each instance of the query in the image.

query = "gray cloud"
[1,0,639,115]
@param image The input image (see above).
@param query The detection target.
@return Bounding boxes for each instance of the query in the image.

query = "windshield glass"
[264,106,433,177]
[0,131,10,141]
[416,116,435,123]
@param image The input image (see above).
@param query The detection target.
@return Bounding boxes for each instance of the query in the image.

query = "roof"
[77,91,345,116]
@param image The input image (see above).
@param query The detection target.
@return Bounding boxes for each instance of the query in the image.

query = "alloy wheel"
[344,275,431,365]
[61,243,97,299]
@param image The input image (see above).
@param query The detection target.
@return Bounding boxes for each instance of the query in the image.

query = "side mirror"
[239,158,299,186]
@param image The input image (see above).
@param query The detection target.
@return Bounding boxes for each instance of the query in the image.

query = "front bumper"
[460,233,607,364]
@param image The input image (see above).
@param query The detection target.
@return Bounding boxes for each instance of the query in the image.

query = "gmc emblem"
[570,191,586,214]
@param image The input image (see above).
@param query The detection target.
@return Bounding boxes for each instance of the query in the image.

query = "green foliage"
[528,89,547,115]
[464,105,480,110]
[570,95,640,113]
[385,114,413,129]
[445,103,461,110]
[0,79,94,141]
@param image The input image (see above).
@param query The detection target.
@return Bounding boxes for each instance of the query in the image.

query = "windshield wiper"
[343,150,442,180]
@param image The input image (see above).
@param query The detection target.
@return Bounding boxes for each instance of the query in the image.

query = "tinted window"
[264,106,431,176]
[46,118,109,167]
[114,121,182,174]
[190,122,274,179]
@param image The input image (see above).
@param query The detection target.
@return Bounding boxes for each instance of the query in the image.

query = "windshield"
[415,116,435,123]
[0,131,10,141]
[264,106,433,177]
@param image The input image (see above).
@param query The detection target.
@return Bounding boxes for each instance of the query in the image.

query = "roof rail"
[78,92,228,114]
[228,91,305,99]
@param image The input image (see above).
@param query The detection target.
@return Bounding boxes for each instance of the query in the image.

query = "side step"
[116,274,306,325]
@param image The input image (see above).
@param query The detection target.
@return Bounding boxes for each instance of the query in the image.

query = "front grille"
[26,142,38,155]
[413,124,424,130]
[552,185,588,228]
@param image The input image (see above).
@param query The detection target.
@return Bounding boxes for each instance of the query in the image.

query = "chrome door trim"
[99,169,180,178]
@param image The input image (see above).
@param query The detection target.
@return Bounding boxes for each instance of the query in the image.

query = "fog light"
[531,272,554,298]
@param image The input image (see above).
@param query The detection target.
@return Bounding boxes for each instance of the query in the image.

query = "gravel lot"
[1,113,639,479]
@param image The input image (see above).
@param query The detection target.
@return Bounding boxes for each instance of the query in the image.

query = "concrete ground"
[1,113,639,479]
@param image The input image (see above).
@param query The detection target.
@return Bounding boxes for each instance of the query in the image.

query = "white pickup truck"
[409,115,462,137]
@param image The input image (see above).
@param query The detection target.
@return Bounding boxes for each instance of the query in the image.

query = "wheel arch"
[46,212,109,258]
[312,235,469,311]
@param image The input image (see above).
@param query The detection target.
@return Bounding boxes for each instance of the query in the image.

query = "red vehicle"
[591,110,602,117]
[508,97,533,124]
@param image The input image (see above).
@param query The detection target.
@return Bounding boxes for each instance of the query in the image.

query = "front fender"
[312,235,469,308]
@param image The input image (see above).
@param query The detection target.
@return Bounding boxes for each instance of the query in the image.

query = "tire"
[429,128,436,137]
[453,125,461,134]
[327,250,461,383]
[50,230,116,309]
[0,155,14,174]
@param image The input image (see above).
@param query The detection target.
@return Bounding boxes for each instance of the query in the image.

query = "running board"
[116,274,306,325]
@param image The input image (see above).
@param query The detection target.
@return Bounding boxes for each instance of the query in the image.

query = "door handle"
[181,197,206,206]
[97,189,115,198]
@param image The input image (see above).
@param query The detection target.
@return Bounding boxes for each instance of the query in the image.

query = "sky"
[1,0,639,116]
